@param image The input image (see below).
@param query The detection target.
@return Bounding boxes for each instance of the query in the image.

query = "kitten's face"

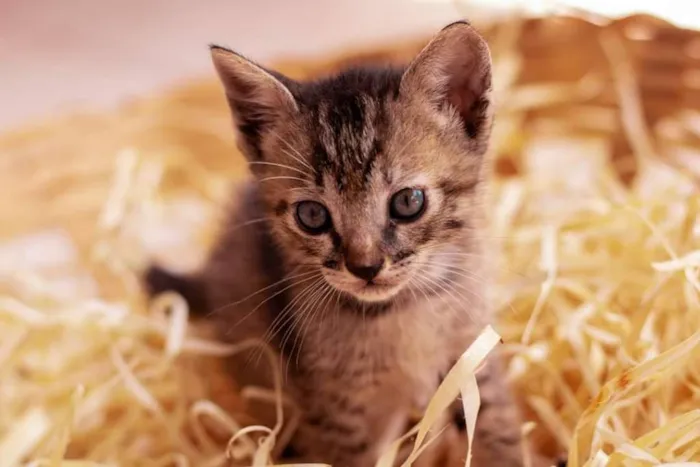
[260,93,485,305]
[211,22,492,307]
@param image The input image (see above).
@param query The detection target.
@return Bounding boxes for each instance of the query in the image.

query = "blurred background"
[0,0,692,131]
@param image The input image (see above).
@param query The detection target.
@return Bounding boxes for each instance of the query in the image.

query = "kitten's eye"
[295,201,331,234]
[390,188,426,221]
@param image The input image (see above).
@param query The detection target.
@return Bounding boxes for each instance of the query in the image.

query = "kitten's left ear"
[401,21,493,155]
[210,45,299,161]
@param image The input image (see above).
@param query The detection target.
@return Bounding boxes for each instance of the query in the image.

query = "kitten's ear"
[401,21,493,155]
[210,45,298,161]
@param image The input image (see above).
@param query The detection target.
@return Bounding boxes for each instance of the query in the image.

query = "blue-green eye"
[295,201,331,234]
[390,188,426,221]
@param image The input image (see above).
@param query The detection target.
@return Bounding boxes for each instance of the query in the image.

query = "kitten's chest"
[303,299,454,405]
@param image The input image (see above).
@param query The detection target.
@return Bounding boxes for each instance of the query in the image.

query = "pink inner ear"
[448,78,475,115]
[446,52,489,109]
[444,59,490,138]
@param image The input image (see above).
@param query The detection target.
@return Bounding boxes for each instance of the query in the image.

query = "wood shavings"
[0,8,699,467]
[0,408,52,467]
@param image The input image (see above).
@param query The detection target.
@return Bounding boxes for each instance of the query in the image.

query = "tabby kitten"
[146,21,526,466]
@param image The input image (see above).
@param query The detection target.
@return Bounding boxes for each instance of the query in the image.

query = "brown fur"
[146,21,531,466]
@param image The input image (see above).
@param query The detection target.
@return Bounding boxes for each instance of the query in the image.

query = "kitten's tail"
[144,265,210,316]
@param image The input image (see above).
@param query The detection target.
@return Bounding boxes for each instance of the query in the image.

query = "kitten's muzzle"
[346,258,384,282]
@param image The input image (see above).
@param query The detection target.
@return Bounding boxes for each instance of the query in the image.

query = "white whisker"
[417,260,489,286]
[267,277,325,347]
[279,140,314,172]
[249,161,312,177]
[223,273,323,344]
[266,128,315,172]
[216,269,318,313]
[224,217,273,233]
[413,273,460,315]
[425,250,526,277]
[248,276,325,368]
[259,175,310,184]
[392,134,419,161]
[417,260,491,304]
[293,283,335,367]
[407,276,440,320]
[332,287,343,332]
[281,282,330,374]
[420,271,479,323]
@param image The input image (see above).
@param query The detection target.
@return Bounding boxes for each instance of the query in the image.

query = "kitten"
[146,21,526,466]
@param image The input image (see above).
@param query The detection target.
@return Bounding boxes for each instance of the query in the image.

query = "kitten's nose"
[346,259,384,282]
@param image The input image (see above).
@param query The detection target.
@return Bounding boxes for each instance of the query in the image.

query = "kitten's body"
[147,22,526,466]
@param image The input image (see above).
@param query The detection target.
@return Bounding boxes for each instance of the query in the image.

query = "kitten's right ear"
[210,45,298,161]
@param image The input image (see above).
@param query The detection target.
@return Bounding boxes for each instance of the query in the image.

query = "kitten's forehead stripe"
[312,141,331,187]
[296,67,404,193]
[361,100,384,186]
[317,103,338,160]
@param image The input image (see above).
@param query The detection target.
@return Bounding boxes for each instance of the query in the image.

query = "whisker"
[248,161,311,177]
[424,250,487,259]
[413,273,460,314]
[280,282,330,374]
[420,272,479,324]
[265,277,325,348]
[293,283,335,368]
[212,269,318,316]
[258,176,310,184]
[265,127,314,172]
[222,217,273,234]
[248,276,324,367]
[327,286,340,329]
[407,276,442,322]
[392,134,419,161]
[415,260,490,287]
[428,250,493,257]
[332,287,343,333]
[277,279,327,351]
[424,251,528,278]
[405,278,421,306]
[218,272,321,338]
[249,277,324,370]
[417,260,491,304]
[279,139,314,172]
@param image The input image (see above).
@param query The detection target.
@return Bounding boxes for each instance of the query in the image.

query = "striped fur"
[145,22,537,467]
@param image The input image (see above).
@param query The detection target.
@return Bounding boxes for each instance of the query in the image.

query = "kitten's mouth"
[356,283,402,302]
[322,271,407,304]
[333,281,403,303]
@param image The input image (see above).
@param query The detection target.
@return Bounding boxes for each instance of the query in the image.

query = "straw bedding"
[1,10,699,467]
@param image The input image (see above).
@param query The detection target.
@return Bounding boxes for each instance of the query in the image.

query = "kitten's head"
[211,21,492,308]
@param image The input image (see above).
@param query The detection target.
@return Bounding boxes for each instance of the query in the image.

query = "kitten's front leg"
[290,416,373,466]
[283,387,397,467]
